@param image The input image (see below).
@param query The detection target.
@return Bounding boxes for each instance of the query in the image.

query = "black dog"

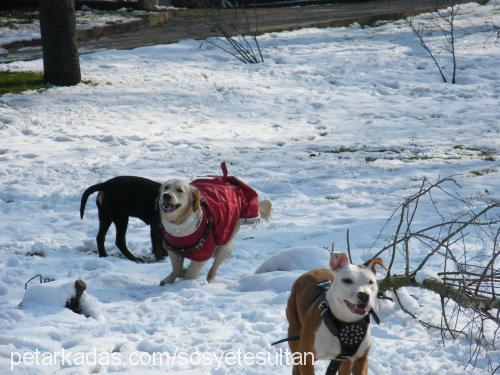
[80,176,165,262]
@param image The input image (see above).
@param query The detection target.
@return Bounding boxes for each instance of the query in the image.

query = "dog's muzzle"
[161,194,181,213]
[344,298,371,316]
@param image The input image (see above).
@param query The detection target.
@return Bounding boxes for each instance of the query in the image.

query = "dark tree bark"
[39,0,81,86]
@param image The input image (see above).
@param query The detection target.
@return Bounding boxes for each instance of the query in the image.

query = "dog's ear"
[330,252,350,271]
[364,257,386,274]
[191,186,201,212]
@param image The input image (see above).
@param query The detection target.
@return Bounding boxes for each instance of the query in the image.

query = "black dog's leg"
[96,207,112,258]
[114,216,144,263]
[150,224,165,261]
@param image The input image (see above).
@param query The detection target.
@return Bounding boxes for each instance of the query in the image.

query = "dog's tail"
[80,183,105,219]
[258,200,272,222]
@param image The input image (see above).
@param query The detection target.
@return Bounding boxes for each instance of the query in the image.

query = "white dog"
[286,252,384,374]
[158,168,271,285]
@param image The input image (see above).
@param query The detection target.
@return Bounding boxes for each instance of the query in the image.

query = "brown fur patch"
[191,186,201,212]
[97,191,104,206]
[362,257,386,274]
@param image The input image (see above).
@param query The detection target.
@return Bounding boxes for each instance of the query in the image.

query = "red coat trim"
[161,162,259,262]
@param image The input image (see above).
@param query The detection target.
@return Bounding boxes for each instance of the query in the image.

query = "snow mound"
[254,246,330,273]
[79,293,104,319]
[21,280,76,308]
[238,271,301,293]
[415,269,440,284]
[21,280,102,319]
[239,246,331,292]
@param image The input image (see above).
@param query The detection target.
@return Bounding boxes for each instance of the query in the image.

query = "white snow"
[254,246,331,273]
[239,271,301,293]
[19,278,102,320]
[415,269,440,284]
[21,280,78,309]
[0,1,499,374]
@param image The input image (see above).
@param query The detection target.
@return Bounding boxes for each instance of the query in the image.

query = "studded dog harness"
[272,280,380,375]
[314,280,380,374]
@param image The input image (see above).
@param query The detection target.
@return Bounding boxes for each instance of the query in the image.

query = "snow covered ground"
[0,0,499,374]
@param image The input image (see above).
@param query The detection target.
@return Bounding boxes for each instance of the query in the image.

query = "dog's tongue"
[345,300,369,315]
[357,302,369,312]
[162,203,176,213]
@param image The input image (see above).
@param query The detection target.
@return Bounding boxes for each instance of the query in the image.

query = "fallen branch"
[379,274,500,313]
[371,175,499,371]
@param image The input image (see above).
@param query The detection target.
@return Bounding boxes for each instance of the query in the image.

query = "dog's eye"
[164,185,170,190]
[342,278,353,284]
[176,188,183,193]
[369,280,375,285]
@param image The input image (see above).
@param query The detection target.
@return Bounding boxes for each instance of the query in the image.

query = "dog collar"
[161,200,213,256]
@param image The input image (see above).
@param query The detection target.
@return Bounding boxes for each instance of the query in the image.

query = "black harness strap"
[271,336,300,346]
[309,279,331,306]
[370,307,381,325]
[326,359,342,375]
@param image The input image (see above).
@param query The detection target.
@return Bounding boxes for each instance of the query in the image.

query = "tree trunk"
[39,0,81,86]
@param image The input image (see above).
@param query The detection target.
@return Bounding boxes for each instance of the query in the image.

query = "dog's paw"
[160,274,177,285]
[206,273,216,283]
[180,267,187,278]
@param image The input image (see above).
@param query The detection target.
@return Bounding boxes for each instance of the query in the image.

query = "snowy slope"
[0,1,499,374]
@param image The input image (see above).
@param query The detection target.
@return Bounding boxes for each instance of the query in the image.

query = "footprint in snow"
[93,135,115,143]
[21,153,37,159]
[21,129,36,136]
[82,258,109,271]
[53,135,73,142]
[310,102,324,110]
[125,135,145,141]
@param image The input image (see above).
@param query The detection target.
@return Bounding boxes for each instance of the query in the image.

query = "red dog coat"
[161,162,260,261]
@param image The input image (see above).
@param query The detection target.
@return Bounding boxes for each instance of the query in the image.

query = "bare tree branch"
[370,175,499,371]
[407,0,461,83]
[193,3,264,64]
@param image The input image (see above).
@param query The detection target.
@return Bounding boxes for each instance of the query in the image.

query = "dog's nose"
[163,193,172,202]
[357,292,369,304]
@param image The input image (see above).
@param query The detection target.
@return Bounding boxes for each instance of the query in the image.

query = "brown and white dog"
[158,177,271,285]
[286,252,384,375]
